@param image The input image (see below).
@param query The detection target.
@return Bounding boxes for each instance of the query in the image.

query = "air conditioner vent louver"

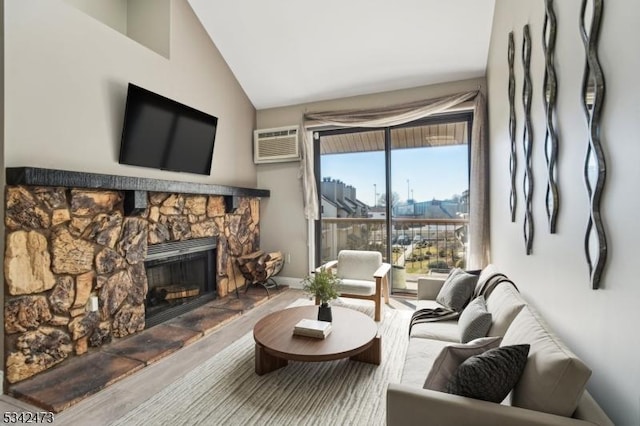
[254,126,300,164]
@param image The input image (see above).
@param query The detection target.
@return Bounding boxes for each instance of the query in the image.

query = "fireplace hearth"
[145,237,217,328]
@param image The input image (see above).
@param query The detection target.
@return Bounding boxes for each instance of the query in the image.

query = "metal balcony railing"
[320,217,468,291]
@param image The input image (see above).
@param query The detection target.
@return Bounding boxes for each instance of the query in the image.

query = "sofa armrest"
[416,276,446,300]
[387,384,598,426]
[574,391,614,426]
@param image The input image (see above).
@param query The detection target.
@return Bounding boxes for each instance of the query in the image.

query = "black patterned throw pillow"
[445,344,530,403]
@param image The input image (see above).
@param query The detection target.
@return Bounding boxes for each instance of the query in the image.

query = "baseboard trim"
[274,276,303,289]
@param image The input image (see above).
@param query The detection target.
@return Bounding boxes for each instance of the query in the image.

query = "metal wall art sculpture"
[522,24,533,255]
[580,0,606,289]
[508,31,517,223]
[543,0,559,233]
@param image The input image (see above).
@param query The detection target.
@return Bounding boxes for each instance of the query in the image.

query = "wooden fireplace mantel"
[6,167,270,197]
[6,166,270,215]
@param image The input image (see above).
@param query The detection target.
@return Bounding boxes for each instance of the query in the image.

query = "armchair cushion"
[338,278,377,296]
[336,250,382,281]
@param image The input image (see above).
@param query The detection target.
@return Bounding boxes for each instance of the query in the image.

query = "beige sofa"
[386,265,614,426]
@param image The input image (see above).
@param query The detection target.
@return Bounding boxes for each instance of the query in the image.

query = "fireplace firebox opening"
[144,237,217,328]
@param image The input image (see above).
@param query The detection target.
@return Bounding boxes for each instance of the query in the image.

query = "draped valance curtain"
[298,90,490,269]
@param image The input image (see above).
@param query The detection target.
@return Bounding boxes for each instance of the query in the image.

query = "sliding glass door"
[314,113,472,293]
[316,129,386,263]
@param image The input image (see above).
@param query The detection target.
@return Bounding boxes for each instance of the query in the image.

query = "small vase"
[317,302,332,322]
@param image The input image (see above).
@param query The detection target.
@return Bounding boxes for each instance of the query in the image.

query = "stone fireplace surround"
[3,167,270,385]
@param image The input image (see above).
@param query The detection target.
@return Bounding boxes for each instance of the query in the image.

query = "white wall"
[0,0,5,389]
[3,0,257,390]
[256,77,485,281]
[5,0,257,188]
[62,0,128,34]
[127,0,171,59]
[487,1,640,424]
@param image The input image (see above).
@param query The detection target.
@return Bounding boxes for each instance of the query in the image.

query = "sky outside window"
[321,144,468,206]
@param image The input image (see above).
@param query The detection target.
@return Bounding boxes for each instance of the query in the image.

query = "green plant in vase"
[302,267,341,322]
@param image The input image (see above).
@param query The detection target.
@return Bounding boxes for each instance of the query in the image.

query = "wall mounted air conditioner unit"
[253,125,300,164]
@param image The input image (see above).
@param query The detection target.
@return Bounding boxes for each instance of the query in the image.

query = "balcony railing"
[320,217,468,290]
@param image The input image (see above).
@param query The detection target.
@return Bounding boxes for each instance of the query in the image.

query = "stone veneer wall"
[3,186,260,383]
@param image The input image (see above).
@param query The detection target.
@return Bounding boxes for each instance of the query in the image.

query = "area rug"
[111,299,410,426]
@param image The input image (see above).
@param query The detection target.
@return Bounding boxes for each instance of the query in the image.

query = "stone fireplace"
[3,167,269,385]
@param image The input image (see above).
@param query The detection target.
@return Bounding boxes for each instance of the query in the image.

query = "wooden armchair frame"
[317,259,391,322]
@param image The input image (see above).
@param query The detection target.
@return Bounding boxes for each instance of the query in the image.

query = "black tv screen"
[119,83,218,175]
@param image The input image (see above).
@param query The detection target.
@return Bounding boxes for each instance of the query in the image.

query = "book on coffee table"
[293,318,332,339]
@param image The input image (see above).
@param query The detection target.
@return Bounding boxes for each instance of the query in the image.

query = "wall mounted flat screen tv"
[119,83,218,175]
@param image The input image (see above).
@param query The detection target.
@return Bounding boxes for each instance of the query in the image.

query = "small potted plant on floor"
[302,267,341,322]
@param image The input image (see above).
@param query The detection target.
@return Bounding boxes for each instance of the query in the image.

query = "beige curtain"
[299,90,490,268]
[298,129,319,221]
[468,92,490,269]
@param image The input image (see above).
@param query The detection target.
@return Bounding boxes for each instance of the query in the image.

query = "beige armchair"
[318,250,391,321]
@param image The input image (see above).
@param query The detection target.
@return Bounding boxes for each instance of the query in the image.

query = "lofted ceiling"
[188,0,496,110]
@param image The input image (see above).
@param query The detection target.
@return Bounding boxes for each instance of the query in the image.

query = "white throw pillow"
[423,336,502,391]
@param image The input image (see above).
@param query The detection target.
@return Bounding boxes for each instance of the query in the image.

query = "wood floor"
[0,289,414,425]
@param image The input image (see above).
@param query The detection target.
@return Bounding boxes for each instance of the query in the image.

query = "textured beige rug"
[111,299,410,426]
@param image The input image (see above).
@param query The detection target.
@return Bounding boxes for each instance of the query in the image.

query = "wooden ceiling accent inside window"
[319,121,468,155]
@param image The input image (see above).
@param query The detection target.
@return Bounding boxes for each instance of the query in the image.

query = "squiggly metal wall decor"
[543,0,559,233]
[580,0,606,289]
[522,24,533,255]
[508,32,517,223]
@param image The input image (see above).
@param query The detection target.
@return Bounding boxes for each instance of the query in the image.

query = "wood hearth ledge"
[6,167,270,214]
[8,285,289,413]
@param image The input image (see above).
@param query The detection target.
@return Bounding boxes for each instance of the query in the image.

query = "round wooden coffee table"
[253,305,380,375]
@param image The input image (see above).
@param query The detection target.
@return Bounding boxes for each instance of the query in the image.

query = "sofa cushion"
[445,344,530,403]
[473,264,506,297]
[435,268,478,312]
[336,250,382,281]
[414,299,446,310]
[485,282,526,336]
[501,306,592,417]
[458,296,492,343]
[409,320,460,342]
[401,338,450,387]
[423,336,502,391]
